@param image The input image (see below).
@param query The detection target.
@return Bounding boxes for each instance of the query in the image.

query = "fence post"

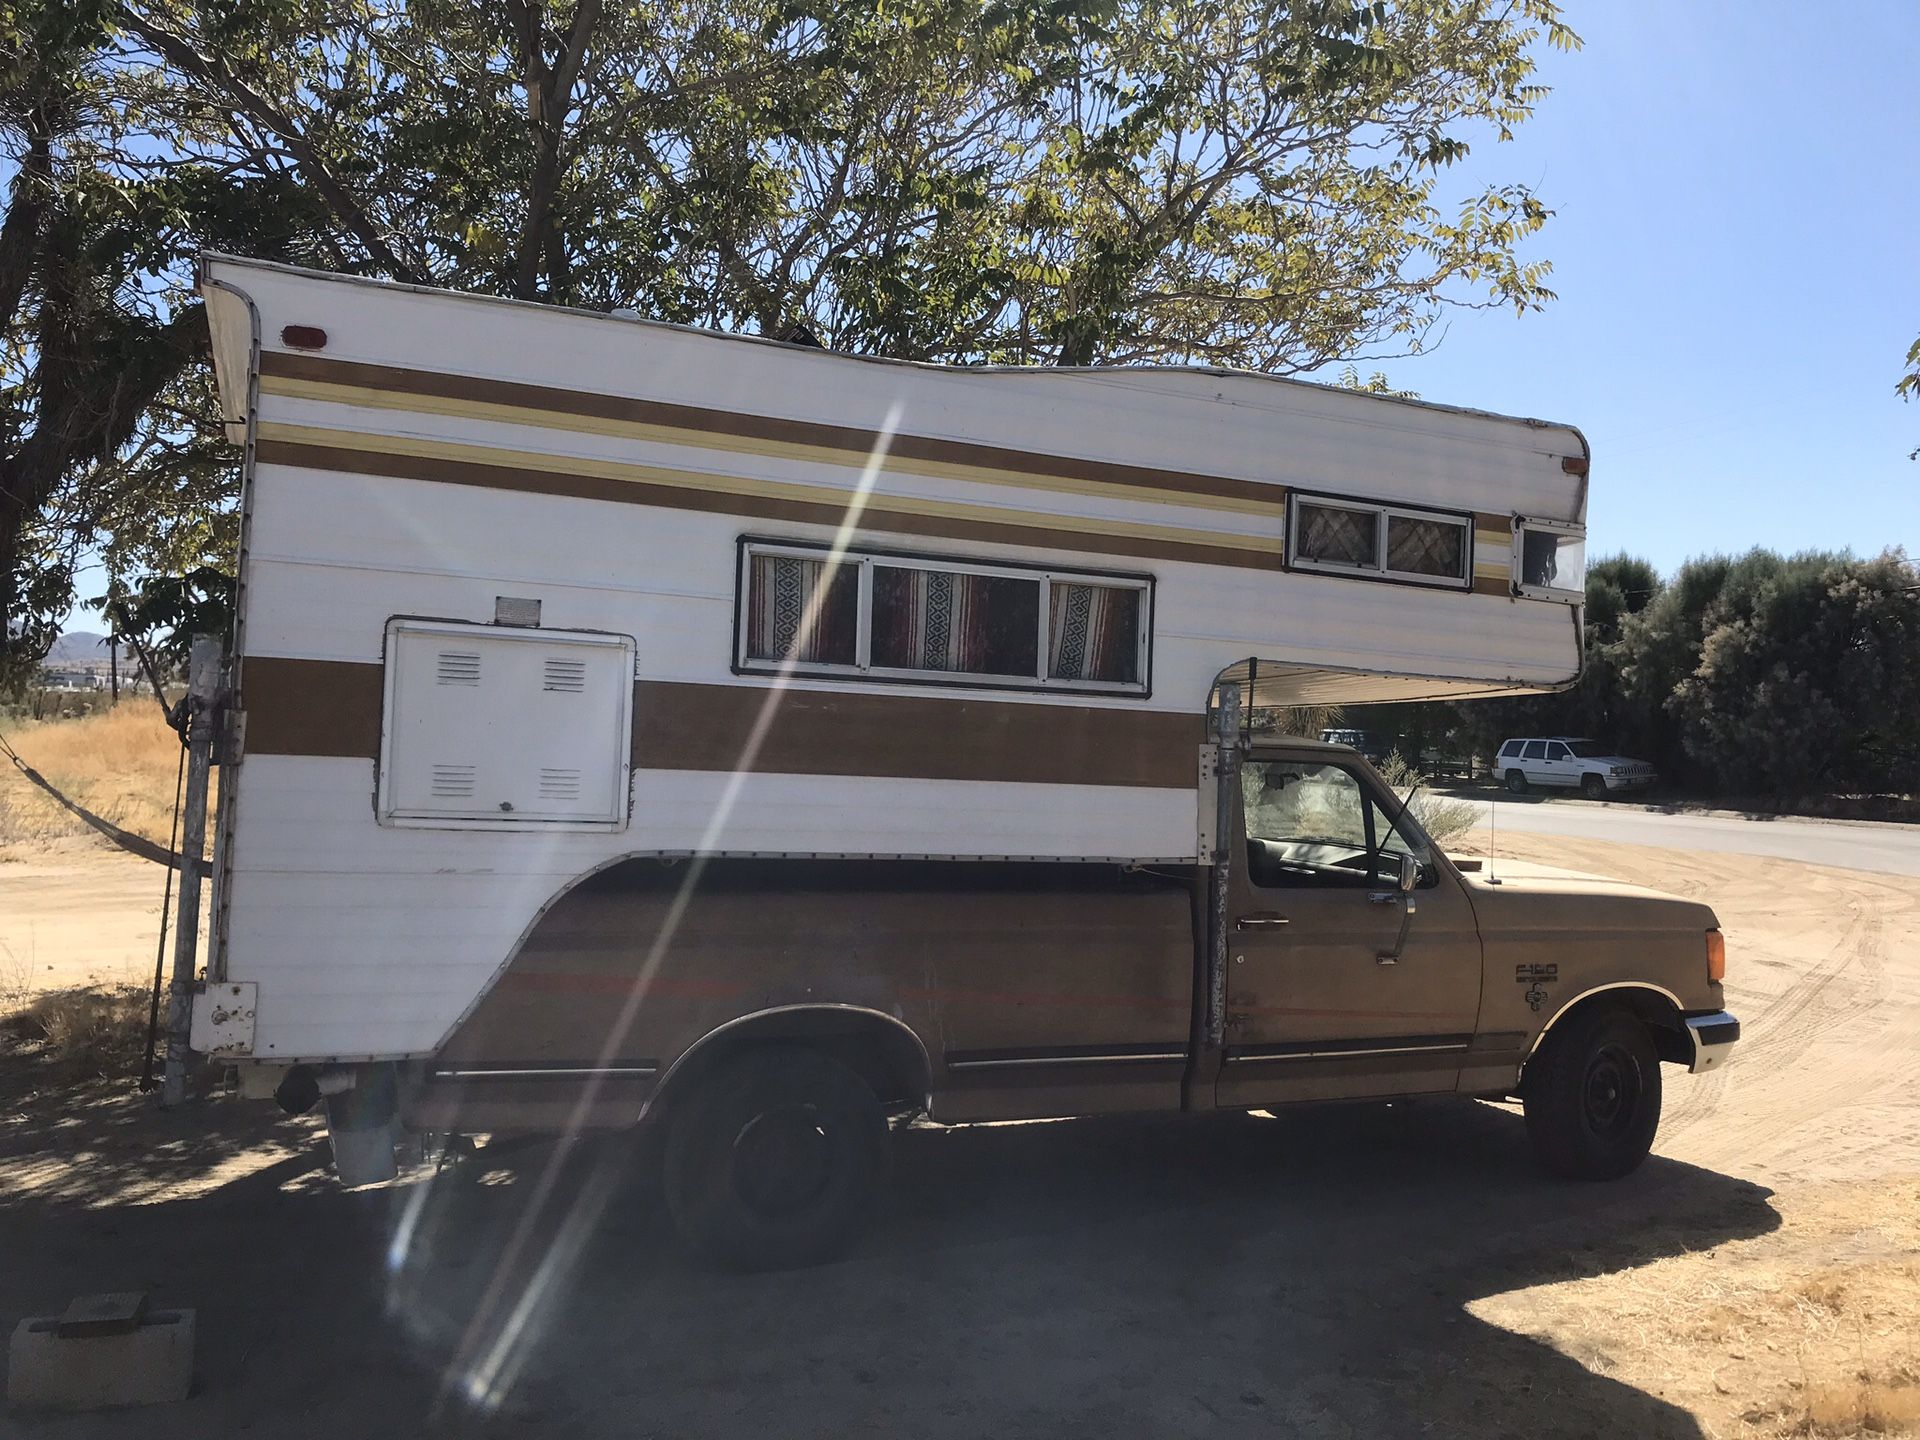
[160,635,222,1110]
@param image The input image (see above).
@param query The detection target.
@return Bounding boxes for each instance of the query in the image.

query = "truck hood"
[1456,858,1718,932]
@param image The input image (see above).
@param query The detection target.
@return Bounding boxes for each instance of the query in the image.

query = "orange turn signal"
[1706,929,1726,983]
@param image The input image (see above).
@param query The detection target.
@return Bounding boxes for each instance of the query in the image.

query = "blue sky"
[1380,1,1920,576]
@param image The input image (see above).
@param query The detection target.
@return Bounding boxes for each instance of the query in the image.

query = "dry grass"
[1795,1370,1920,1436]
[1471,1176,1920,1440]
[0,700,207,853]
[0,983,152,1079]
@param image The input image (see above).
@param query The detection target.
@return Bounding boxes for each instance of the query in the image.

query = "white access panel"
[377,620,634,829]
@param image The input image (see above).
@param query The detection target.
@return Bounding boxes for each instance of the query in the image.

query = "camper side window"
[737,541,1150,693]
[1287,494,1471,589]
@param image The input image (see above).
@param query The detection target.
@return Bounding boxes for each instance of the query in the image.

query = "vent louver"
[538,767,582,800]
[543,657,587,693]
[437,651,481,686]
[430,764,477,797]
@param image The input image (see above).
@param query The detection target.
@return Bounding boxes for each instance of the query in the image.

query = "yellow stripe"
[257,422,1286,557]
[259,374,1288,519]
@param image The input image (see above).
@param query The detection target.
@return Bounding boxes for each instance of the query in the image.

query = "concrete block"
[8,1301,194,1411]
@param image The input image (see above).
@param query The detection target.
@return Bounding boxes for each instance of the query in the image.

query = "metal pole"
[1205,682,1242,1050]
[160,634,221,1109]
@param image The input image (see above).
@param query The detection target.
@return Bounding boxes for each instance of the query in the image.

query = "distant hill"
[46,631,110,661]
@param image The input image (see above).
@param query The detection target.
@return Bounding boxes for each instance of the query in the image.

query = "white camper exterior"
[196,255,1588,1067]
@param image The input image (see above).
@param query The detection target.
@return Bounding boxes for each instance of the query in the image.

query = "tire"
[1580,773,1607,800]
[1523,1008,1663,1180]
[1505,769,1528,795]
[663,1045,887,1271]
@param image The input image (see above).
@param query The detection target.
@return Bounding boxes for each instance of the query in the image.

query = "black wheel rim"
[1582,1044,1642,1141]
[730,1105,832,1218]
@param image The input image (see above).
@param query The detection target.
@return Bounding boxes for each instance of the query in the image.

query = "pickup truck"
[416,735,1739,1270]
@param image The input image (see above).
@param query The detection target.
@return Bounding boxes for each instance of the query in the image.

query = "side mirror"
[1398,852,1419,893]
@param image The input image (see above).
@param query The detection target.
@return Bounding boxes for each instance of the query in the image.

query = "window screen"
[737,543,1150,693]
[1386,513,1466,579]
[1289,494,1470,588]
[1047,582,1142,684]
[871,565,1038,677]
[1294,502,1377,568]
[742,553,858,665]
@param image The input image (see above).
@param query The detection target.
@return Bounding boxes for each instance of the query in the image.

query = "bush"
[1376,754,1480,848]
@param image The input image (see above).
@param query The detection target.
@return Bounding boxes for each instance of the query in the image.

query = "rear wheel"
[1581,773,1608,800]
[663,1046,886,1271]
[1523,1008,1662,1180]
[1505,769,1528,794]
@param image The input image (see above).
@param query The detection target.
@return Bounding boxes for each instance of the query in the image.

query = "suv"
[1319,727,1394,764]
[1497,737,1657,797]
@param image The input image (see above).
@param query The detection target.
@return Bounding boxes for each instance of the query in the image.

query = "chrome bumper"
[1685,1011,1740,1074]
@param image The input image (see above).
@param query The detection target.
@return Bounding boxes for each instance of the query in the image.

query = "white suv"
[1495,737,1658,798]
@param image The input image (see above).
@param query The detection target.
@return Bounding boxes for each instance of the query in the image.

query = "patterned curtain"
[746,555,856,663]
[873,566,984,671]
[1048,583,1138,683]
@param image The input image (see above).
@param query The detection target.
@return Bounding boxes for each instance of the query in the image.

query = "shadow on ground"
[3,1094,1777,1439]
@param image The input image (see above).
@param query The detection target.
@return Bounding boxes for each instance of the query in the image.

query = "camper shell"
[192,256,1734,1267]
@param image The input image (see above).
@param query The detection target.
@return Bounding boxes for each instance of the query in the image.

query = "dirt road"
[2,836,1916,1438]
[0,841,177,997]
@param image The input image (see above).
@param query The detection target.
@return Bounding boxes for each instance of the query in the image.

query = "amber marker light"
[1706,929,1726,983]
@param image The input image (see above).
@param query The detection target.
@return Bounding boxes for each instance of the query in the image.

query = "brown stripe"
[255,437,1279,573]
[1473,510,1511,532]
[260,351,1282,507]
[240,657,1204,788]
[633,680,1201,787]
[1471,574,1511,597]
[241,656,383,757]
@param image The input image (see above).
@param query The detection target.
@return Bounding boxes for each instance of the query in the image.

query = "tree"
[1667,550,1920,800]
[5,0,1580,674]
[1901,333,1919,459]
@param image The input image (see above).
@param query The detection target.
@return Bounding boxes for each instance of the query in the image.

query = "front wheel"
[1581,773,1608,800]
[1505,769,1528,794]
[1522,1008,1662,1180]
[663,1046,887,1271]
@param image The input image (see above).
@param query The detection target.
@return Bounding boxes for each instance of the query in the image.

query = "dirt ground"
[2,834,1916,1438]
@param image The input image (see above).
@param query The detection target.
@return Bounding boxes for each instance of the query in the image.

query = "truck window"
[1523,740,1548,761]
[1547,741,1571,761]
[1498,740,1521,758]
[1241,760,1427,889]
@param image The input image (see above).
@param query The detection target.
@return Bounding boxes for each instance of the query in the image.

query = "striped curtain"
[745,555,856,663]
[873,566,985,671]
[1048,583,1137,683]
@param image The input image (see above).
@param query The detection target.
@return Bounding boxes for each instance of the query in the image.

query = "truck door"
[1217,754,1483,1108]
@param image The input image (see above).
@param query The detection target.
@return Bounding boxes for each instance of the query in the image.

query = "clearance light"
[1706,929,1726,983]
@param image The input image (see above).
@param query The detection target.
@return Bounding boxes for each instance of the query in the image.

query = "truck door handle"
[1236,913,1290,930]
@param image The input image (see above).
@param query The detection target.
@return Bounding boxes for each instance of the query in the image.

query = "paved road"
[1447,793,1920,878]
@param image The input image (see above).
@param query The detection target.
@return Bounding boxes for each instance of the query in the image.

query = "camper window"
[1513,519,1587,602]
[736,541,1150,693]
[1287,494,1470,589]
